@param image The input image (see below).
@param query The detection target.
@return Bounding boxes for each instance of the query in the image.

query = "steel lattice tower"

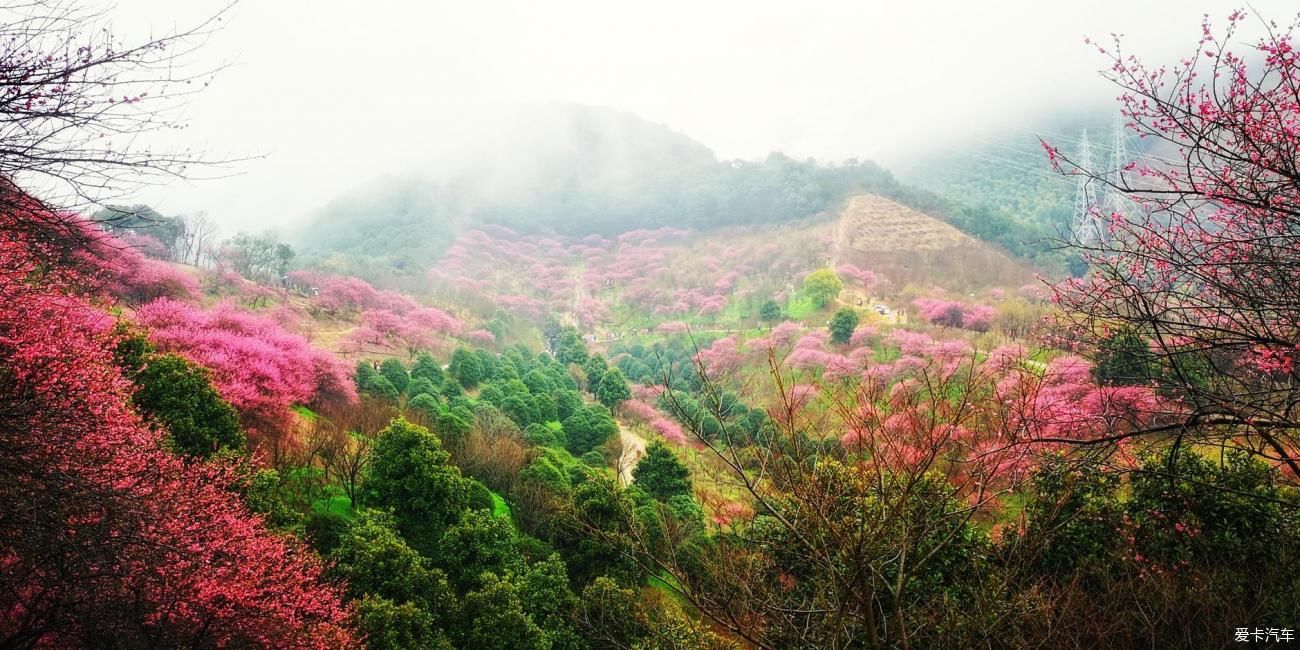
[1102,114,1138,226]
[1071,128,1103,247]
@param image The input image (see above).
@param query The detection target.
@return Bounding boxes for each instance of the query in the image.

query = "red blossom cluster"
[343,303,462,357]
[135,298,357,440]
[912,297,994,332]
[0,211,356,646]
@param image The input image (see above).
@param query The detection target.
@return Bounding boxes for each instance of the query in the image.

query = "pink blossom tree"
[1046,11,1300,478]
[135,299,357,445]
[0,221,356,647]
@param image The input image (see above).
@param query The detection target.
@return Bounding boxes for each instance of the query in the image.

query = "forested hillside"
[4,3,1300,649]
[296,104,1047,282]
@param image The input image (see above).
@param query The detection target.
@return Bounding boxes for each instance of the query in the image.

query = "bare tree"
[0,0,239,289]
[180,211,218,266]
[320,425,373,510]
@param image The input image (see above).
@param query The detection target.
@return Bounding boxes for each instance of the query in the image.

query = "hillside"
[827,194,1030,289]
[413,192,1032,345]
[293,104,1047,283]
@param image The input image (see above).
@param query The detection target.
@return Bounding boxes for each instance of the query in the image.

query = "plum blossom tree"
[134,299,357,444]
[1046,11,1300,478]
[912,297,994,332]
[0,231,355,647]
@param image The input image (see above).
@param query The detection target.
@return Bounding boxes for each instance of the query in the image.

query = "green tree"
[438,509,525,592]
[1093,328,1151,386]
[331,510,456,649]
[632,441,693,502]
[556,328,589,366]
[132,354,245,457]
[532,393,558,423]
[407,376,438,399]
[332,510,453,610]
[802,268,843,308]
[466,479,495,513]
[521,369,554,395]
[111,321,154,378]
[362,373,401,402]
[380,358,411,394]
[577,578,649,648]
[433,410,472,447]
[555,389,584,421]
[563,406,619,456]
[520,450,574,494]
[458,573,548,650]
[238,467,299,529]
[583,354,608,390]
[356,359,379,392]
[474,348,500,382]
[758,298,783,324]
[522,423,560,447]
[562,474,641,585]
[408,393,442,420]
[304,510,350,555]
[449,347,484,388]
[502,394,540,428]
[594,368,632,410]
[519,555,584,649]
[828,308,859,345]
[365,418,472,553]
[355,596,448,650]
[411,351,446,385]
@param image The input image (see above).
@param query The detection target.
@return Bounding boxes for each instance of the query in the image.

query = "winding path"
[617,423,647,486]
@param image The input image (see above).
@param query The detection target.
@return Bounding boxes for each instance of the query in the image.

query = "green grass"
[312,494,353,519]
[490,490,513,520]
[292,404,319,421]
[786,294,821,321]
[647,570,689,605]
[874,345,902,364]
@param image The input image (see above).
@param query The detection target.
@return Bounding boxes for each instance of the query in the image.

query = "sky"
[101,0,1297,233]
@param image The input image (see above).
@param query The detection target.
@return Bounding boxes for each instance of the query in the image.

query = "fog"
[106,0,1296,232]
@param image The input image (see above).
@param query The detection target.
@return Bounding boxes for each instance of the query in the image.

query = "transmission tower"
[1071,128,1104,247]
[1102,113,1139,224]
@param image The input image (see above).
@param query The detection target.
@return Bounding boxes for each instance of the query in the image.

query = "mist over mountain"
[296,103,1051,281]
[10,2,1300,647]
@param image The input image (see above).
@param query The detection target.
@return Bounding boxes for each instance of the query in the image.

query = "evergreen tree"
[365,418,472,554]
[1093,328,1152,386]
[595,368,632,410]
[449,347,484,388]
[563,406,619,456]
[582,354,608,390]
[132,354,245,457]
[380,358,410,394]
[632,441,693,501]
[556,328,589,366]
[411,351,446,385]
[437,510,524,592]
[828,308,859,345]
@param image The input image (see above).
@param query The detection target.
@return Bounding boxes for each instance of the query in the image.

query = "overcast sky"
[104,0,1297,232]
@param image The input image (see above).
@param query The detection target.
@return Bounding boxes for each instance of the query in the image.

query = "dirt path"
[617,423,647,486]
